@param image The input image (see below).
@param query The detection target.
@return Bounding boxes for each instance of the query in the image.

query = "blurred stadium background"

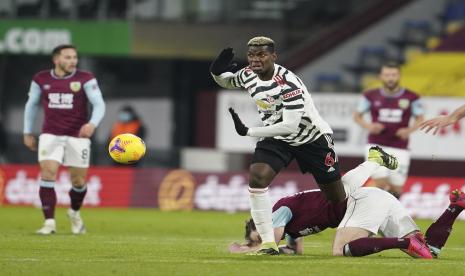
[1,0,465,229]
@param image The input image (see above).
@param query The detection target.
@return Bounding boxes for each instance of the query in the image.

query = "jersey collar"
[50,69,77,80]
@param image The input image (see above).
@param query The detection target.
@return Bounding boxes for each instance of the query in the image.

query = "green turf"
[1,206,465,276]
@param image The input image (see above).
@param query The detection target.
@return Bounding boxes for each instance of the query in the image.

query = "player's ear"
[271,52,277,62]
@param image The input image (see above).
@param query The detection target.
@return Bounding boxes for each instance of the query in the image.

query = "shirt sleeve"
[272,206,293,228]
[83,78,106,127]
[411,99,424,116]
[356,96,371,113]
[211,68,245,89]
[23,81,41,134]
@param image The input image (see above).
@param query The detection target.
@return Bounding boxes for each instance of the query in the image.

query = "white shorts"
[38,133,91,168]
[365,144,410,187]
[338,187,418,237]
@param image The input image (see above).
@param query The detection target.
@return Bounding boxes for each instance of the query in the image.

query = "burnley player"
[230,179,465,259]
[353,63,424,198]
[211,36,355,255]
[23,44,105,235]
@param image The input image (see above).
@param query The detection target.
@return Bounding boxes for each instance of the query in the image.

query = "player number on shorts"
[81,149,89,160]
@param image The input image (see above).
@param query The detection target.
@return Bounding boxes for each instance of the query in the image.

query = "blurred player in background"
[230,151,464,259]
[210,36,387,255]
[353,63,424,198]
[23,44,106,235]
[420,104,465,134]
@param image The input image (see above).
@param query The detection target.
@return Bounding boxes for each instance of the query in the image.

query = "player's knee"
[70,174,86,187]
[249,170,272,189]
[41,169,57,181]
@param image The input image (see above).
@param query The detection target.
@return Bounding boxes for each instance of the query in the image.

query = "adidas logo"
[327,167,335,172]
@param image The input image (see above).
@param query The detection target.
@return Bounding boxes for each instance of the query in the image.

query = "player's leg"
[36,134,64,235]
[341,146,398,196]
[335,187,417,257]
[295,134,345,203]
[385,148,410,199]
[37,160,60,234]
[248,139,292,255]
[64,137,91,234]
[364,145,390,190]
[424,189,465,258]
[379,192,432,258]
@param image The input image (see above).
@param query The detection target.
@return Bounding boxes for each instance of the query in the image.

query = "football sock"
[39,180,57,219]
[249,187,276,246]
[425,204,463,254]
[341,161,380,196]
[69,186,87,211]
[343,237,409,257]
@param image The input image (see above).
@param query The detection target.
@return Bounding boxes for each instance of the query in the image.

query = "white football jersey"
[230,64,332,146]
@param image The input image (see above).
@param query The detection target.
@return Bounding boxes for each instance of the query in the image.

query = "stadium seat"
[315,73,344,92]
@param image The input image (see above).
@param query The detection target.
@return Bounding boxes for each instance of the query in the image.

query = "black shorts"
[251,134,341,185]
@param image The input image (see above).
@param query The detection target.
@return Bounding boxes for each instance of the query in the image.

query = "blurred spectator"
[109,105,146,141]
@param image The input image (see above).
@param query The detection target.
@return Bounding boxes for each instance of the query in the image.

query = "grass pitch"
[1,206,465,276]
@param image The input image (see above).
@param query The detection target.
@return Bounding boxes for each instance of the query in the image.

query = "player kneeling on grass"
[230,184,465,259]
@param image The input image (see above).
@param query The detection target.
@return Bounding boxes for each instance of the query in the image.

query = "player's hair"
[380,62,401,72]
[247,36,275,52]
[52,44,77,57]
[244,218,262,246]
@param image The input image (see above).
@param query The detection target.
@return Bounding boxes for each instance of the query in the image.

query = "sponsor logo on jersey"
[43,84,50,90]
[70,81,81,92]
[398,99,410,109]
[282,89,302,100]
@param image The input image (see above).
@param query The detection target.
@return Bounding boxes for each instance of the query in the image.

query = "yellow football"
[108,133,146,164]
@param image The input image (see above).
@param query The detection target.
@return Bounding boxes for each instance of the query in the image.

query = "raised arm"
[210,48,240,89]
[420,104,465,135]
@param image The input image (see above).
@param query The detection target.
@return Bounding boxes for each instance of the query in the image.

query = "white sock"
[249,187,275,244]
[342,161,380,196]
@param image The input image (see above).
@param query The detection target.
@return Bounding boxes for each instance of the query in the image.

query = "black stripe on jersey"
[296,76,304,86]
[285,104,304,110]
[244,75,257,84]
[251,82,279,97]
[244,70,252,77]
[283,95,303,103]
[295,123,307,138]
[232,77,238,87]
[246,82,257,90]
[298,126,319,142]
[239,71,246,84]
[276,66,282,76]
[275,104,284,112]
[262,113,273,121]
[301,116,312,124]
[274,116,283,124]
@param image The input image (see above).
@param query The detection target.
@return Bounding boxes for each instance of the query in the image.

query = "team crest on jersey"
[398,99,410,109]
[255,99,271,109]
[70,81,81,92]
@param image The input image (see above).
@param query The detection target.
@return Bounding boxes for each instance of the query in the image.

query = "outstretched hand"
[210,48,237,75]
[228,108,249,136]
[420,116,455,135]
